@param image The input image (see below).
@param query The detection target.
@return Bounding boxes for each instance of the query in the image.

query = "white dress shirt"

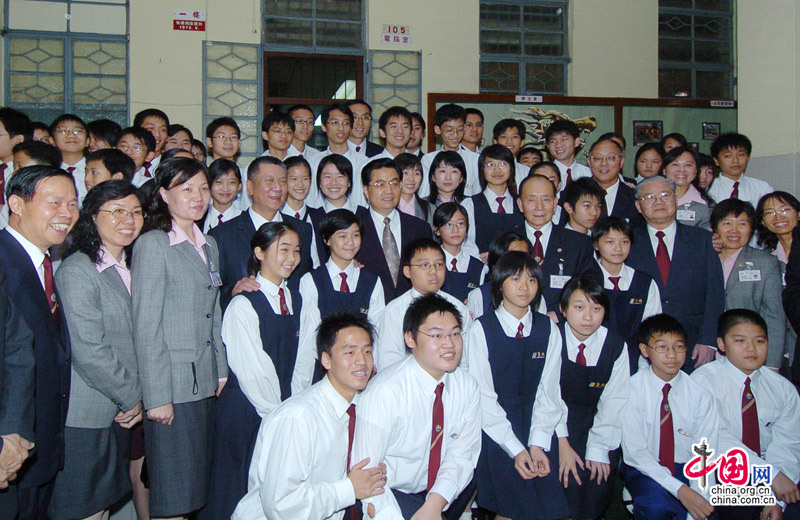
[294,260,386,394]
[347,139,369,157]
[692,357,800,483]
[556,325,630,463]
[281,202,308,221]
[249,208,320,268]
[62,157,87,203]
[597,262,662,320]
[465,285,547,321]
[621,367,720,498]
[443,248,488,284]
[287,142,321,160]
[322,197,362,214]
[307,149,367,208]
[525,220,553,255]
[564,222,590,235]
[602,178,621,214]
[708,174,773,209]
[554,160,591,194]
[514,161,531,191]
[222,274,306,418]
[646,221,677,259]
[467,305,564,454]
[6,225,46,288]
[376,288,471,371]
[0,160,11,229]
[419,148,481,198]
[203,203,242,233]
[461,187,514,254]
[232,376,357,520]
[131,166,153,188]
[352,356,481,519]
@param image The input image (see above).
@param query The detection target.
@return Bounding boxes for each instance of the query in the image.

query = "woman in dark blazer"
[49,181,146,520]
[131,158,228,517]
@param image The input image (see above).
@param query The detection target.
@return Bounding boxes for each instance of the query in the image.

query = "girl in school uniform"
[295,209,385,392]
[466,251,569,520]
[555,277,631,520]
[633,143,664,183]
[130,158,227,518]
[661,146,714,230]
[426,150,467,207]
[395,152,434,225]
[315,154,361,214]
[203,221,303,519]
[202,158,242,232]
[461,144,525,254]
[434,202,487,304]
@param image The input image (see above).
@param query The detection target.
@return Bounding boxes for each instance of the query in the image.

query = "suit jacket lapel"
[633,226,661,287]
[100,266,132,306]
[175,241,210,278]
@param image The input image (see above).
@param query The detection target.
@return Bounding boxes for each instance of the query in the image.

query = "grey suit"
[131,230,226,410]
[676,201,712,230]
[724,245,787,367]
[55,252,140,428]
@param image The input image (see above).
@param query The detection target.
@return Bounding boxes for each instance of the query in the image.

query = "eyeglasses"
[353,115,372,122]
[368,180,401,189]
[54,127,86,136]
[98,208,144,220]
[485,161,509,169]
[327,119,351,127]
[762,207,796,218]
[442,126,464,136]
[213,134,239,142]
[117,144,144,154]
[409,261,446,271]
[417,329,464,342]
[639,191,675,204]
[293,118,314,126]
[589,154,621,163]
[441,221,467,230]
[644,343,687,354]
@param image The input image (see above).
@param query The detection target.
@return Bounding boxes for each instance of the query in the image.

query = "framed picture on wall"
[633,120,663,145]
[702,122,721,140]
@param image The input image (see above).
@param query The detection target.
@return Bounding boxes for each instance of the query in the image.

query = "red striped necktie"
[428,382,444,491]
[659,383,674,475]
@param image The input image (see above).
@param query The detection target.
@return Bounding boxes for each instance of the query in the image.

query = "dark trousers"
[622,463,716,520]
[16,480,55,520]
[392,480,476,520]
[0,484,17,520]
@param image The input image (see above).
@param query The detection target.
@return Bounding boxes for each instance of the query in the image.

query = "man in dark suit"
[355,158,432,303]
[0,267,35,520]
[0,165,77,518]
[515,174,600,316]
[210,156,315,310]
[587,136,644,227]
[627,176,724,372]
[346,100,384,158]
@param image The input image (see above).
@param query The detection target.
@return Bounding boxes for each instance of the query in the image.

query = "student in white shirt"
[203,158,242,233]
[425,151,468,207]
[205,117,241,162]
[282,156,313,220]
[375,106,413,159]
[708,133,773,208]
[287,104,322,160]
[560,177,604,235]
[633,143,665,184]
[420,105,480,198]
[492,119,531,188]
[51,114,89,202]
[233,311,386,520]
[555,277,630,520]
[206,221,306,519]
[133,109,169,173]
[352,294,481,520]
[376,238,471,371]
[295,209,386,392]
[544,120,591,193]
[83,148,136,192]
[406,112,426,157]
[434,202,487,304]
[621,314,720,520]
[117,128,156,188]
[316,154,362,214]
[692,309,795,520]
[466,251,568,520]
[260,111,295,161]
[517,146,543,169]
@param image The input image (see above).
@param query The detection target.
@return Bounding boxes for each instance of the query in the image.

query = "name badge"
[739,269,761,282]
[550,274,570,289]
[676,209,696,221]
[209,270,223,287]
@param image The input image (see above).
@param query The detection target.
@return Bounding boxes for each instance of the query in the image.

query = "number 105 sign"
[381,25,412,45]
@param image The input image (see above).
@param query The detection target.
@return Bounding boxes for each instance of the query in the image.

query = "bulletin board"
[428,93,737,179]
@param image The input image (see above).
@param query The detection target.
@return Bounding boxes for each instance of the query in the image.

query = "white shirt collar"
[249,207,283,230]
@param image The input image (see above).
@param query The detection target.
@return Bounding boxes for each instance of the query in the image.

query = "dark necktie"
[496,196,506,214]
[382,217,400,286]
[609,276,621,290]
[532,230,544,264]
[66,166,76,175]
[659,383,674,475]
[515,323,524,338]
[278,287,290,315]
[143,161,152,178]
[655,231,670,285]
[450,258,458,273]
[565,167,572,185]
[576,343,587,366]
[339,272,350,293]
[0,163,7,205]
[345,404,358,520]
[356,145,361,153]
[217,214,223,226]
[295,212,301,219]
[43,254,60,330]
[741,377,760,456]
[731,181,739,199]
[428,382,444,491]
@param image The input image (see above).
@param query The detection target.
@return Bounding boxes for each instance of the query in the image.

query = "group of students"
[0,98,798,520]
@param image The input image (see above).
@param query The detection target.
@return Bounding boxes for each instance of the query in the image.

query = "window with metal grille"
[479,0,568,95]
[263,0,363,52]
[658,0,734,99]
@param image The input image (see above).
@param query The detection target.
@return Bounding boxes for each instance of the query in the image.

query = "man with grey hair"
[627,176,724,372]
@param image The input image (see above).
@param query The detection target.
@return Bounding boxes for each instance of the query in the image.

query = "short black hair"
[400,237,444,270]
[490,250,542,311]
[402,293,462,343]
[13,140,61,168]
[287,104,314,118]
[560,176,604,209]
[320,208,362,243]
[346,99,372,114]
[434,104,466,127]
[465,108,484,123]
[6,165,76,202]
[87,119,122,148]
[410,112,426,131]
[206,117,240,139]
[559,276,610,318]
[544,119,580,141]
[0,107,33,141]
[147,158,209,232]
[49,113,87,135]
[378,106,412,131]
[119,127,156,153]
[637,313,687,346]
[492,118,526,141]
[394,152,423,173]
[591,216,634,245]
[317,154,353,196]
[598,131,627,149]
[427,151,466,204]
[247,221,300,277]
[261,110,295,134]
[321,103,354,126]
[316,311,376,360]
[167,124,194,142]
[717,308,767,340]
[660,132,688,150]
[517,146,543,163]
[86,148,136,181]
[246,155,287,182]
[756,191,800,251]
[432,202,469,237]
[284,155,311,176]
[633,143,665,176]
[710,198,755,236]
[710,132,753,158]
[478,144,517,194]
[31,121,51,138]
[208,158,242,183]
[191,139,206,158]
[133,108,169,128]
[487,231,532,270]
[361,157,400,187]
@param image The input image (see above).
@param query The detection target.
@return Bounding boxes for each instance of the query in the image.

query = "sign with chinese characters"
[381,24,411,45]
[173,9,206,32]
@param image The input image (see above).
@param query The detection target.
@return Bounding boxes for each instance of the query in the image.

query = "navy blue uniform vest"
[471,193,524,253]
[441,256,484,304]
[606,269,651,375]
[310,266,377,318]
